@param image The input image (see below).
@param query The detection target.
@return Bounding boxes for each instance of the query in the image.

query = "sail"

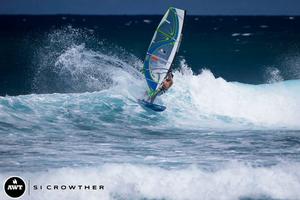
[143,7,185,93]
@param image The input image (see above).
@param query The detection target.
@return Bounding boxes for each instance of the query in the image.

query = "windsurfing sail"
[143,7,186,95]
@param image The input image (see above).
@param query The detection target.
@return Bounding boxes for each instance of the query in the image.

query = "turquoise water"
[0,15,300,200]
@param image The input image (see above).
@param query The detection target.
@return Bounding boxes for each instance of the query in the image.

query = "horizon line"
[0,14,299,17]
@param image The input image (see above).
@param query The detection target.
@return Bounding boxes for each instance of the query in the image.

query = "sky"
[0,0,300,15]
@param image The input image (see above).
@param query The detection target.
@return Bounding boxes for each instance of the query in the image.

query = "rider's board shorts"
[157,86,167,96]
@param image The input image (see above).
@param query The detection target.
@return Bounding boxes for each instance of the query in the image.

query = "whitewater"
[1,28,300,200]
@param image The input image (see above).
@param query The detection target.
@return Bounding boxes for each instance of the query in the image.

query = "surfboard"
[140,7,186,111]
[138,99,166,112]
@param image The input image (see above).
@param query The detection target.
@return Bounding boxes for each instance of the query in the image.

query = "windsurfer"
[148,71,173,103]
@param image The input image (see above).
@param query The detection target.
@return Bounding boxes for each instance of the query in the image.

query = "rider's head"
[166,72,173,80]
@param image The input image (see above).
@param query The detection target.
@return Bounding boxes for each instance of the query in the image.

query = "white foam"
[143,19,152,24]
[161,60,300,129]
[231,33,252,37]
[1,162,299,200]
[231,33,240,37]
[33,29,143,93]
[264,67,284,83]
[242,33,252,37]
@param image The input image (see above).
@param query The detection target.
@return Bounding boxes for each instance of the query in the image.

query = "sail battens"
[146,52,172,64]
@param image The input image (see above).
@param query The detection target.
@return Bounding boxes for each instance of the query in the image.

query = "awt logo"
[4,176,26,198]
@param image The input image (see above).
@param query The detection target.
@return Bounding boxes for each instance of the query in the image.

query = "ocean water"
[0,15,300,200]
